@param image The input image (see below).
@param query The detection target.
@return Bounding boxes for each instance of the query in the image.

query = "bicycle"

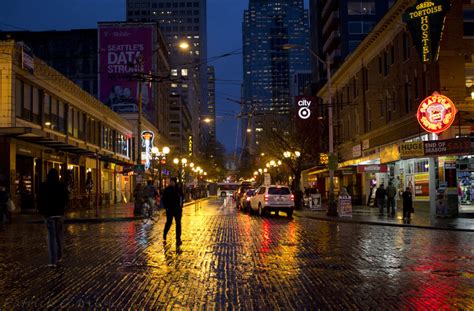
[142,198,156,222]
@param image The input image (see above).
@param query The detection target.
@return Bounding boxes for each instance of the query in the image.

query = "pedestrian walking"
[375,184,387,216]
[386,182,397,217]
[133,183,144,216]
[0,185,11,223]
[162,177,183,247]
[144,180,158,210]
[37,169,69,268]
[402,187,413,223]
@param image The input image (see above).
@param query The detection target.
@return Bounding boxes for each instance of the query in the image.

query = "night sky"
[0,0,309,154]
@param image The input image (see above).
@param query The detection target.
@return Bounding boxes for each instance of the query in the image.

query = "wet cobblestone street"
[0,198,473,309]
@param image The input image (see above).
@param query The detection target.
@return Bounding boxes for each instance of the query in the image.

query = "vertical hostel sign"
[403,0,451,63]
[98,24,154,115]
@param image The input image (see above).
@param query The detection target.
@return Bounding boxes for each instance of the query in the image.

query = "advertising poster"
[98,25,154,115]
[414,172,429,200]
[338,196,352,217]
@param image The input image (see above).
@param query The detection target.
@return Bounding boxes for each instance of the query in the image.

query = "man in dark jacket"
[402,187,413,223]
[375,184,387,216]
[162,177,183,247]
[37,169,69,267]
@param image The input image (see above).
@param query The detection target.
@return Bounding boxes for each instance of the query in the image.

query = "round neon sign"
[416,92,457,134]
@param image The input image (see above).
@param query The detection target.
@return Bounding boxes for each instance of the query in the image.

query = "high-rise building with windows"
[242,0,310,153]
[309,0,395,87]
[126,0,208,156]
[205,66,216,157]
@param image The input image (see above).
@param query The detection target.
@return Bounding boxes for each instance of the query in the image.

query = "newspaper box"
[337,195,352,217]
[309,193,323,211]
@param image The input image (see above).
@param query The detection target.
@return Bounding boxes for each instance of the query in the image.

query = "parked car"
[217,183,240,197]
[234,186,252,206]
[249,185,294,217]
[237,189,255,212]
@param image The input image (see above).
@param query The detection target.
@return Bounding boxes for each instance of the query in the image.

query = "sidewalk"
[296,204,474,232]
[20,197,211,224]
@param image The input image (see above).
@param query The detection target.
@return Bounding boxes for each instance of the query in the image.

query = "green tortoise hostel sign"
[403,0,451,63]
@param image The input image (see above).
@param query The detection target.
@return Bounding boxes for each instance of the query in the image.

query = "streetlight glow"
[203,118,212,123]
[173,158,179,165]
[151,147,159,155]
[163,146,170,154]
[181,158,188,164]
[179,41,190,50]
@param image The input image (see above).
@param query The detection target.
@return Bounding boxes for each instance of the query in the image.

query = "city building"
[126,0,208,157]
[0,29,98,97]
[242,0,311,154]
[204,66,216,157]
[0,40,135,211]
[302,0,474,217]
[0,24,175,158]
[309,0,394,88]
[168,94,193,157]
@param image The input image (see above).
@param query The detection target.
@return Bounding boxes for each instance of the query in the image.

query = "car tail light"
[290,194,294,201]
[264,194,269,201]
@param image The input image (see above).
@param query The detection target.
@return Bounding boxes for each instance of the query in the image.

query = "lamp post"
[151,146,170,193]
[282,43,336,216]
[173,157,188,184]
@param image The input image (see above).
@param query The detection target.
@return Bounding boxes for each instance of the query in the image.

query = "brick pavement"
[0,198,473,309]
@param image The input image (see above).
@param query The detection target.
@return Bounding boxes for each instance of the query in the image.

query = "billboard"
[98,25,154,115]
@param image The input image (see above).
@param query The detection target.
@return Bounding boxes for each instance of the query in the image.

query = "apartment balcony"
[322,11,339,37]
[323,30,341,54]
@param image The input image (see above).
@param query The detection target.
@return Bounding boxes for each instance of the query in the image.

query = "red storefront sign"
[424,138,470,156]
[417,92,457,134]
[357,165,388,173]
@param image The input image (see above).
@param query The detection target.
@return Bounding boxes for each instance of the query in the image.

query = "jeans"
[163,208,182,243]
[45,216,64,265]
[387,197,396,215]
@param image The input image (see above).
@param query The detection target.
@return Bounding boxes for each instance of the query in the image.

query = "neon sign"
[141,130,154,170]
[416,92,456,134]
[403,0,450,63]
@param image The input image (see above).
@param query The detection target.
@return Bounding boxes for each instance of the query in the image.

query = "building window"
[383,51,388,76]
[390,45,395,65]
[171,69,178,76]
[464,8,474,37]
[348,40,361,52]
[347,2,376,15]
[403,32,410,61]
[404,82,411,113]
[348,21,375,34]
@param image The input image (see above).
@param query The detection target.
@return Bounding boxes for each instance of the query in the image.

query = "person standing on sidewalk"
[375,184,387,216]
[37,169,69,268]
[0,185,11,223]
[162,177,183,247]
[402,187,413,223]
[386,182,397,217]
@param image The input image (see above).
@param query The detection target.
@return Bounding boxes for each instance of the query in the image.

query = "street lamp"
[151,146,170,193]
[283,43,336,216]
[173,157,188,184]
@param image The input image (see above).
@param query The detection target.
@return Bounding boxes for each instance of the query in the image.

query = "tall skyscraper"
[126,0,208,156]
[309,0,395,87]
[242,0,310,152]
[206,66,216,157]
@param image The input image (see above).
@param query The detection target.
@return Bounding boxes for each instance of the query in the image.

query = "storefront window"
[58,101,65,133]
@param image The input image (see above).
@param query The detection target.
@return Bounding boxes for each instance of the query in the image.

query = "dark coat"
[37,181,69,217]
[375,187,386,200]
[402,191,413,210]
[161,185,182,211]
[0,189,9,207]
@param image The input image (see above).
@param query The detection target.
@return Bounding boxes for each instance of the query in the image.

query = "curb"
[295,213,474,232]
